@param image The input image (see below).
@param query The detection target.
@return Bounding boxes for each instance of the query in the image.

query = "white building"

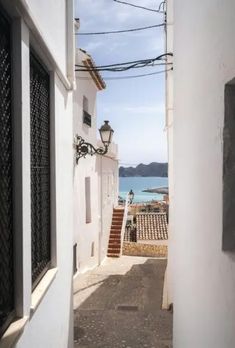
[0,0,75,347]
[73,49,119,274]
[166,0,235,347]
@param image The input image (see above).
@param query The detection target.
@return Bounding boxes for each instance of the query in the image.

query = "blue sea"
[119,177,168,203]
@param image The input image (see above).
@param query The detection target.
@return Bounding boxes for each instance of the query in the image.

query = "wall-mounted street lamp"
[74,120,114,164]
[128,189,134,204]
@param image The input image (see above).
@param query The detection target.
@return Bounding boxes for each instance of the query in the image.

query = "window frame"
[83,95,92,127]
[30,49,52,289]
[0,5,15,338]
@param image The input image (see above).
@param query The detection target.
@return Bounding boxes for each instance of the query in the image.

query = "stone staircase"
[107,208,124,257]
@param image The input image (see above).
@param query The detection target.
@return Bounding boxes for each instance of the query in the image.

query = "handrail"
[120,193,131,255]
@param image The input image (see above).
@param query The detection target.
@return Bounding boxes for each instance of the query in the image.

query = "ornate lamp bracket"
[74,135,108,164]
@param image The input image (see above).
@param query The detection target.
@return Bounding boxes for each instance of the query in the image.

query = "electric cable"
[76,67,172,80]
[113,0,164,13]
[76,54,171,69]
[75,53,173,72]
[158,0,166,12]
[75,23,165,35]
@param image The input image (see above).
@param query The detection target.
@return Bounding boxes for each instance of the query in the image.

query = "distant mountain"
[119,162,168,177]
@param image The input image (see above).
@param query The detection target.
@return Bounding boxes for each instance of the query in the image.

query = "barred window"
[83,96,91,127]
[30,52,51,288]
[0,9,14,337]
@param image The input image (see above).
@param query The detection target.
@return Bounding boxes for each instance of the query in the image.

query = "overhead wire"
[75,23,165,36]
[158,0,166,12]
[95,67,172,80]
[75,53,173,72]
[76,67,173,80]
[113,0,164,13]
[76,56,169,69]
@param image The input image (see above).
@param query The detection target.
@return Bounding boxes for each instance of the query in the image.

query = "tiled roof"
[136,213,168,240]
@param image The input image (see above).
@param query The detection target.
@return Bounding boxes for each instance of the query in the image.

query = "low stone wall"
[122,242,168,258]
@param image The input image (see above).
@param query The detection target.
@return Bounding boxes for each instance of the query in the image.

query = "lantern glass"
[99,121,114,146]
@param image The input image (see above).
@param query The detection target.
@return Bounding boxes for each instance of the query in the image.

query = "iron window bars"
[30,52,51,288]
[83,110,92,127]
[0,8,14,337]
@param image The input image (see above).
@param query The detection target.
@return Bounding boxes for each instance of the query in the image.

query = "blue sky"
[75,0,167,166]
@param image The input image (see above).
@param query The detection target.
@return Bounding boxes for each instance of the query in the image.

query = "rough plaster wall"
[123,242,167,258]
[173,1,235,347]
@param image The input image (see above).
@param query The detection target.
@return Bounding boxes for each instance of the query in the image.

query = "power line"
[113,0,164,13]
[76,56,170,69]
[76,67,172,80]
[75,53,173,72]
[102,68,172,80]
[76,62,172,72]
[158,0,166,12]
[75,23,165,36]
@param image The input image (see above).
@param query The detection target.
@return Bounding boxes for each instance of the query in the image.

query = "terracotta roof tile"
[136,213,168,240]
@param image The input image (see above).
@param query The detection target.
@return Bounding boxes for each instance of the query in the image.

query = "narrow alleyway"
[73,256,172,348]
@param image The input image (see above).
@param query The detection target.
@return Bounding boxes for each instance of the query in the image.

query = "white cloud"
[83,40,105,53]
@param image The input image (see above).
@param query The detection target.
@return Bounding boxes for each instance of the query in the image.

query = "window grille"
[30,52,51,287]
[83,110,92,127]
[0,9,14,337]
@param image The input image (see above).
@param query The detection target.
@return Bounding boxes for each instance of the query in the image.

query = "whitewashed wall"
[172,1,235,347]
[25,0,67,75]
[16,77,74,348]
[98,144,119,263]
[165,0,174,308]
[73,50,118,273]
[0,0,75,347]
[73,50,100,273]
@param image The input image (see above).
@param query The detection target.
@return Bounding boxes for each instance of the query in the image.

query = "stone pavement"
[73,256,172,348]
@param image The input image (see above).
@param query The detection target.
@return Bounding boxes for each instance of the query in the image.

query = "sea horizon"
[119,176,168,203]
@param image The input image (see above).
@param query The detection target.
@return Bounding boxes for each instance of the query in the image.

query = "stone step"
[112,217,123,221]
[110,228,122,232]
[107,254,120,258]
[110,233,121,238]
[108,249,120,254]
[111,224,122,231]
[113,214,124,218]
[108,240,121,245]
[109,238,121,243]
[108,246,120,250]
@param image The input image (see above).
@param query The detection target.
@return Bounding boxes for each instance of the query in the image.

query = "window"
[30,52,51,287]
[83,96,91,127]
[0,8,14,337]
[85,177,91,223]
[83,95,88,112]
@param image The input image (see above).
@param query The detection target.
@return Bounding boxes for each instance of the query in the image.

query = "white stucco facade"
[168,1,235,347]
[165,0,174,309]
[73,49,118,274]
[0,1,75,347]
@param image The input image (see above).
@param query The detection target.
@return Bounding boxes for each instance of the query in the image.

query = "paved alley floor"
[73,256,172,348]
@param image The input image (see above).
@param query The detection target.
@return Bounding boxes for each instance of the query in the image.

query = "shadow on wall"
[74,259,173,348]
